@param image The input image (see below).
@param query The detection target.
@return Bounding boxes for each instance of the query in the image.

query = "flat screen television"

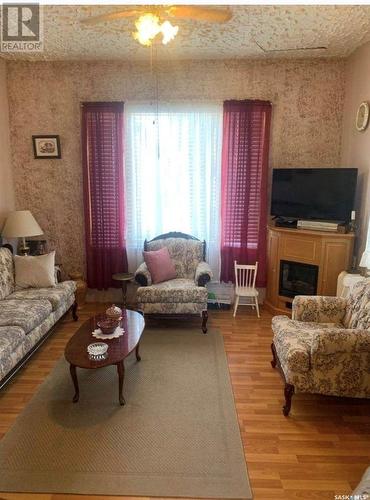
[271,168,357,222]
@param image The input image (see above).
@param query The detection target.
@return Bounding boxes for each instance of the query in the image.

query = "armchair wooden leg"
[271,342,277,368]
[271,342,294,416]
[72,300,78,321]
[283,383,295,417]
[201,310,208,334]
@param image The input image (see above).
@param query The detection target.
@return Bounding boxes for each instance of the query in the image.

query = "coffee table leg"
[116,361,125,406]
[69,364,79,403]
[135,341,141,362]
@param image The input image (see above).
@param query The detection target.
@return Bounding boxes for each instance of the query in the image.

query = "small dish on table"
[87,342,108,360]
[96,317,120,335]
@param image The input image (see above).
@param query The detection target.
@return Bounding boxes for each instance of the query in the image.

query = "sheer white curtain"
[124,102,222,278]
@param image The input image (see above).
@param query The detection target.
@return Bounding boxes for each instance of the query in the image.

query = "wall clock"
[355,101,370,132]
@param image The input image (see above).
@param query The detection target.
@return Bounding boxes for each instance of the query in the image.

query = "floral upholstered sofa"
[271,278,370,415]
[135,232,212,332]
[0,246,77,387]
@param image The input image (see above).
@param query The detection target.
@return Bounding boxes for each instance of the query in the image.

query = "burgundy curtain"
[82,102,128,290]
[220,100,271,287]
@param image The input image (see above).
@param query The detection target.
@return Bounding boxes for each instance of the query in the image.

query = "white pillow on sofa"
[14,251,56,289]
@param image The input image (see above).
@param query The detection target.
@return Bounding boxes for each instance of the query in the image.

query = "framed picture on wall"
[32,135,61,159]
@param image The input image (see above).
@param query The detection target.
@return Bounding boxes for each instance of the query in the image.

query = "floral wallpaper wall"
[7,58,345,278]
[0,60,14,226]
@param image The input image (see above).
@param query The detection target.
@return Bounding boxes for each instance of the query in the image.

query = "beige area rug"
[0,328,252,499]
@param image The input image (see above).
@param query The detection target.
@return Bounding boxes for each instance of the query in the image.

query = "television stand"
[265,225,355,315]
[274,217,297,229]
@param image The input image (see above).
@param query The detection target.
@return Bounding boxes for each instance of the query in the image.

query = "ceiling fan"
[81,6,232,47]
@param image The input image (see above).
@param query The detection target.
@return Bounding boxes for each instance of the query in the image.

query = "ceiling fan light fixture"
[161,20,178,45]
[132,13,178,47]
[133,13,160,46]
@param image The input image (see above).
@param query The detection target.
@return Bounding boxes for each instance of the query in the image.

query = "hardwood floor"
[0,304,369,500]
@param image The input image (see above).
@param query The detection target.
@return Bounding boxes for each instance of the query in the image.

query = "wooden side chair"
[233,261,259,318]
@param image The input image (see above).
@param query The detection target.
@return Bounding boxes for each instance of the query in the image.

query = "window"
[125,102,222,277]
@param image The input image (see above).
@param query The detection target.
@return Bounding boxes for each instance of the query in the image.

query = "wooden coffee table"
[64,310,145,406]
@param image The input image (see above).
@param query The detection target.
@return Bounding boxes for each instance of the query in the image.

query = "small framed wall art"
[32,135,61,159]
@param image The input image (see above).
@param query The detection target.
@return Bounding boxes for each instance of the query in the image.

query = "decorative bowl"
[87,342,108,357]
[97,317,120,335]
[106,304,122,321]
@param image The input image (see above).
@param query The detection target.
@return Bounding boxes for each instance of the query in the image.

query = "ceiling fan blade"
[81,10,141,25]
[166,6,232,23]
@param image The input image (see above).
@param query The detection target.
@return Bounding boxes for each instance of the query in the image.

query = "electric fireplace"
[279,260,318,298]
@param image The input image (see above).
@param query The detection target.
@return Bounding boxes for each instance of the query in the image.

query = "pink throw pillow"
[143,247,177,284]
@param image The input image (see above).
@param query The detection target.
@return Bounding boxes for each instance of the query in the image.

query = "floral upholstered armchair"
[134,232,212,333]
[271,278,370,416]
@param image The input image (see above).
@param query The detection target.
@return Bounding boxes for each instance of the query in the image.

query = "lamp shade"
[2,210,43,238]
[359,250,370,270]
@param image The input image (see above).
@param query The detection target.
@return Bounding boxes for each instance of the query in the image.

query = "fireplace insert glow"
[279,260,318,298]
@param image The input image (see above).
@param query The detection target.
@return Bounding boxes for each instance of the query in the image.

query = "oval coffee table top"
[65,309,145,369]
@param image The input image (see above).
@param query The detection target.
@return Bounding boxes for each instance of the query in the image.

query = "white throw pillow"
[14,251,56,289]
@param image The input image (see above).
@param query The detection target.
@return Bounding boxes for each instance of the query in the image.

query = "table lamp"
[359,250,370,276]
[1,210,43,255]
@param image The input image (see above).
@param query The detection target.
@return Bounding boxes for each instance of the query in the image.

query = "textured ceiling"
[2,5,370,61]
